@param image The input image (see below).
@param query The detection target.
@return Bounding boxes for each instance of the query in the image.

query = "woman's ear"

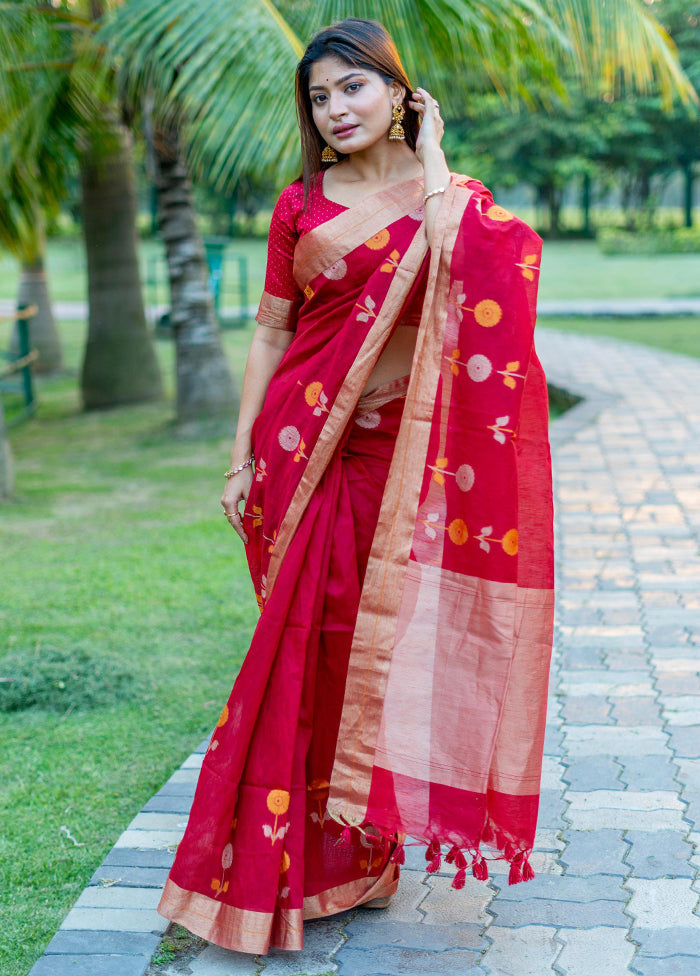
[390,80,406,105]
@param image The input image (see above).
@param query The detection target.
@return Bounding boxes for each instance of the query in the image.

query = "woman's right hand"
[221,467,254,544]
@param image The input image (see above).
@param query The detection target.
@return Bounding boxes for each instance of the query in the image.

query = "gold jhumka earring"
[389,104,406,141]
[321,144,338,162]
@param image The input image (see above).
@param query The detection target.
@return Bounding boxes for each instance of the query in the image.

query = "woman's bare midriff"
[362,325,417,395]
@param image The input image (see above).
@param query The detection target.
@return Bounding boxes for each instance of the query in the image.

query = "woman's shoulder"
[450,172,539,241]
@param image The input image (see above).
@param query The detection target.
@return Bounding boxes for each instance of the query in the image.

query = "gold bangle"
[225,455,255,478]
[423,185,447,204]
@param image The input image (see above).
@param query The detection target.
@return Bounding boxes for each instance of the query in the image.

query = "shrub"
[598,226,700,255]
[0,645,135,713]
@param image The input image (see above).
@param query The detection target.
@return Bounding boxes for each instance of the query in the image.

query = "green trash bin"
[203,237,230,317]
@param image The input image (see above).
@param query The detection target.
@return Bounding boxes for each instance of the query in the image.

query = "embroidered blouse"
[256,172,428,332]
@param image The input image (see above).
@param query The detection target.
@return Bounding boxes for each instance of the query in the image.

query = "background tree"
[101,0,695,204]
[0,0,163,408]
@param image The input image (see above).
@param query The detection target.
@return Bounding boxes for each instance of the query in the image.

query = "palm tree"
[101,0,695,199]
[0,0,163,408]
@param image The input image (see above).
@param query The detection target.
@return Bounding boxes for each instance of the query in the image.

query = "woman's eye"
[346,83,362,93]
[312,94,327,105]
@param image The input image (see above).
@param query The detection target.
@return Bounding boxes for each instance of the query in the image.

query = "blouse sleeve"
[255,184,304,332]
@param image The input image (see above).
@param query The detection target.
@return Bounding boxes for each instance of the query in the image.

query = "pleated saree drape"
[158,174,554,953]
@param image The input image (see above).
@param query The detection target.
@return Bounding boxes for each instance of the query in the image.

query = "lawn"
[539,315,700,360]
[1,236,700,310]
[0,324,257,976]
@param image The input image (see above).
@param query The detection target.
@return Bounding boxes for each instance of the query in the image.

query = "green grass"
[2,236,700,309]
[0,322,260,976]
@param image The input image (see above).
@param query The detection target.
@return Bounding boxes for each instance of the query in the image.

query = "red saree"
[158,173,554,953]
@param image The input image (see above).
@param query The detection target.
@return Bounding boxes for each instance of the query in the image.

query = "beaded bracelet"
[423,185,447,204]
[224,455,255,479]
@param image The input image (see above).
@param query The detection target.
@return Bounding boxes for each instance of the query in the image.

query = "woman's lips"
[334,125,358,138]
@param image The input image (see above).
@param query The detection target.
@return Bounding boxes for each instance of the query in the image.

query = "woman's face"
[309,56,401,155]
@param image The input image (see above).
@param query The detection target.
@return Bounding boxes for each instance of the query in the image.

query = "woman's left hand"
[408,87,444,163]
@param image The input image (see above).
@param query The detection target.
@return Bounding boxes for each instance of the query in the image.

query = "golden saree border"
[293,177,424,292]
[266,216,430,596]
[158,878,303,954]
[328,181,474,822]
[303,859,399,919]
[256,291,300,332]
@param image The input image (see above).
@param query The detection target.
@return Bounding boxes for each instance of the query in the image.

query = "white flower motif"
[456,464,475,492]
[355,410,381,429]
[466,354,493,383]
[323,258,347,280]
[408,206,425,221]
[278,425,301,451]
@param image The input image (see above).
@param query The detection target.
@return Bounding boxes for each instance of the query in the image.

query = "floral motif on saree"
[158,174,553,953]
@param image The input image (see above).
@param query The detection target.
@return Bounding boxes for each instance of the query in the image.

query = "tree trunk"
[13,253,63,373]
[153,127,237,427]
[683,163,694,229]
[0,396,14,501]
[79,121,163,409]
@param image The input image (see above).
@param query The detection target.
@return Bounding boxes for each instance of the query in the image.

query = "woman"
[158,17,554,955]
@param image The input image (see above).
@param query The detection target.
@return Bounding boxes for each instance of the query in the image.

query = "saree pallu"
[158,174,554,952]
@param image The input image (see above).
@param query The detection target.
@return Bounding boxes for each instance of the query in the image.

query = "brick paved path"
[32,330,700,976]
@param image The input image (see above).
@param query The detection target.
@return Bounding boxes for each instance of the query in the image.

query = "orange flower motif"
[498,361,524,390]
[380,249,401,273]
[501,529,519,555]
[448,519,469,545]
[431,457,449,486]
[304,285,314,300]
[216,704,229,728]
[294,437,309,463]
[486,204,514,222]
[252,504,263,528]
[307,778,330,825]
[267,790,290,816]
[264,790,291,845]
[365,228,390,249]
[280,850,291,874]
[474,299,502,328]
[301,380,329,415]
[516,254,540,281]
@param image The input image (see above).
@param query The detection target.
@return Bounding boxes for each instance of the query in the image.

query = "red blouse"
[256,170,428,332]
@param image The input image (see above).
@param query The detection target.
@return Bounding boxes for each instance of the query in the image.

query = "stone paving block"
[29,956,148,976]
[534,829,566,854]
[335,946,481,976]
[631,956,700,976]
[624,831,695,879]
[611,696,664,726]
[262,916,346,976]
[564,725,669,757]
[604,651,654,671]
[341,919,484,950]
[560,829,628,876]
[89,865,168,888]
[656,674,700,696]
[540,756,566,790]
[665,727,700,758]
[617,755,681,791]
[534,790,567,829]
[363,869,428,923]
[103,848,174,869]
[635,927,700,957]
[114,829,183,850]
[142,794,194,814]
[566,790,685,831]
[129,812,188,831]
[155,781,197,798]
[181,753,204,769]
[542,725,565,756]
[561,695,612,724]
[488,897,629,929]
[75,886,162,910]
[557,646,607,669]
[491,873,626,903]
[480,925,559,976]
[555,926,635,975]
[626,878,700,928]
[559,670,652,695]
[562,756,624,791]
[45,930,161,956]
[420,874,493,926]
[60,907,167,933]
[173,943,260,975]
[487,850,563,877]
[168,768,200,783]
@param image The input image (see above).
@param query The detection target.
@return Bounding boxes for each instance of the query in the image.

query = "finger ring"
[434,102,440,110]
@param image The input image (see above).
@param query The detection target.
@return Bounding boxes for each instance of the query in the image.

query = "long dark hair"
[295,18,418,204]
